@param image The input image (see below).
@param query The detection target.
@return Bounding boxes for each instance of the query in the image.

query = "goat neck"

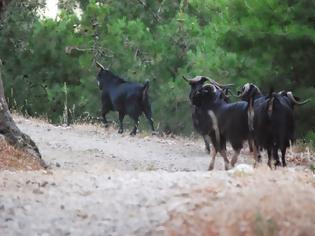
[99,70,126,86]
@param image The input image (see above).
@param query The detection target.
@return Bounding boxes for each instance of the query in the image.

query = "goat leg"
[208,149,217,171]
[220,149,230,170]
[267,148,272,169]
[231,149,240,167]
[144,111,155,133]
[203,135,211,154]
[102,113,109,126]
[248,139,253,152]
[118,112,125,134]
[273,147,281,167]
[281,148,287,167]
[251,141,260,167]
[130,118,139,136]
[102,109,113,128]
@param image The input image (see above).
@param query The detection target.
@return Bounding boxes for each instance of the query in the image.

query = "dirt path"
[0,116,315,236]
[14,116,234,172]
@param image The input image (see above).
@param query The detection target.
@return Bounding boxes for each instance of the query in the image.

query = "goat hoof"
[208,164,214,171]
[225,163,231,171]
[151,131,158,136]
[130,131,136,136]
[231,160,237,167]
[274,161,281,167]
[118,129,123,134]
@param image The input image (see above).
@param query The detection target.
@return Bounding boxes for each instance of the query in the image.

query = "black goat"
[96,62,154,135]
[271,91,310,166]
[183,76,232,154]
[238,83,274,166]
[238,83,310,167]
[185,78,250,170]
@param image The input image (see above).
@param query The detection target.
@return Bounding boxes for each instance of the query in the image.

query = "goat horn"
[182,76,209,84]
[182,76,190,83]
[96,61,105,70]
[287,92,311,105]
[202,83,211,88]
[209,79,234,88]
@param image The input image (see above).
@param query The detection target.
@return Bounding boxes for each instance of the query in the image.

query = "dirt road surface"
[1,116,315,236]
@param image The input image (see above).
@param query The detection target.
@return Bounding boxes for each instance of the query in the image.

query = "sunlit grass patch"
[161,169,315,236]
[0,140,43,171]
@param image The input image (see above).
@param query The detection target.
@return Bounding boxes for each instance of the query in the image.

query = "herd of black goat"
[95,62,310,170]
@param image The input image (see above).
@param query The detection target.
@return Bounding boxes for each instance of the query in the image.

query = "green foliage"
[305,131,315,146]
[0,0,314,136]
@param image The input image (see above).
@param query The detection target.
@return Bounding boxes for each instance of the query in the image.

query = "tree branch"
[134,0,160,23]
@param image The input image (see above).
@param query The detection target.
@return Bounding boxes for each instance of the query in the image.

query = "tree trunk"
[0,0,46,168]
[0,61,46,167]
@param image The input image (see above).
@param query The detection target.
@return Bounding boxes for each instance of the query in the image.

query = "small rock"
[40,181,49,188]
[228,164,254,176]
[76,210,88,219]
[56,162,61,167]
[33,189,44,195]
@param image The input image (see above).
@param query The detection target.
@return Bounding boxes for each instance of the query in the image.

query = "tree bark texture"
[0,0,46,167]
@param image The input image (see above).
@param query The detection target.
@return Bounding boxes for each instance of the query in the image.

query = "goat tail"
[267,87,276,118]
[142,80,150,102]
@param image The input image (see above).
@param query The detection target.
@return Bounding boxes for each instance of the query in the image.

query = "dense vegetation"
[0,0,314,141]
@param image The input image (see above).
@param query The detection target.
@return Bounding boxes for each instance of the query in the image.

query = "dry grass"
[162,168,315,236]
[0,140,43,171]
